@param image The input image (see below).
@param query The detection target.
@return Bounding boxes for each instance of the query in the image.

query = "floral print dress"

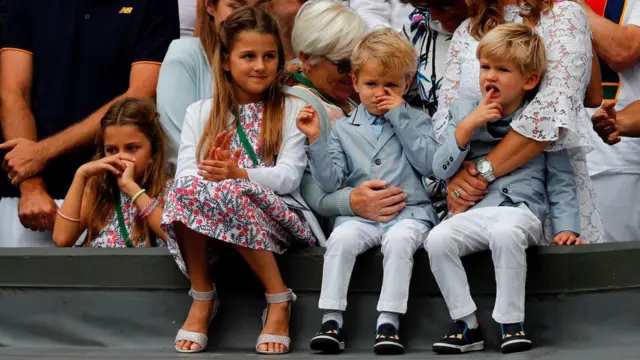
[90,191,167,248]
[162,102,316,276]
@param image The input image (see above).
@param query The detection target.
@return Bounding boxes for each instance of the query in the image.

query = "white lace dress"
[432,1,605,244]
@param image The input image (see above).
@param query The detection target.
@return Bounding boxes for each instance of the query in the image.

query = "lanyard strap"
[292,72,352,117]
[115,199,134,248]
[235,119,259,166]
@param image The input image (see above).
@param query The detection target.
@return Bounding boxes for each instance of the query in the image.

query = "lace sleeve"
[431,20,470,140]
[510,2,593,151]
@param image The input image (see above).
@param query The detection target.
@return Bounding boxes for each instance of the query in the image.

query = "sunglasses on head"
[326,57,352,74]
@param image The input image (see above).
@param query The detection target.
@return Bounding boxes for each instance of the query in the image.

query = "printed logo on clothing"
[119,7,134,14]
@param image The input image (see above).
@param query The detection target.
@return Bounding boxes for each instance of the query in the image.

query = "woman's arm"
[156,39,201,156]
[584,45,604,108]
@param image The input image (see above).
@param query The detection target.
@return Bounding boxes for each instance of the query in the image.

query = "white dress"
[432,2,605,243]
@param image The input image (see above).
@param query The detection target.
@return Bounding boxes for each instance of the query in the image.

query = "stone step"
[0,243,637,352]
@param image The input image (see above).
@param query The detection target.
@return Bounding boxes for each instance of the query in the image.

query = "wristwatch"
[477,159,496,182]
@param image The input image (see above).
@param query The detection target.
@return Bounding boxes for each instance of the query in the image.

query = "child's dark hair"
[85,97,169,247]
[198,6,286,164]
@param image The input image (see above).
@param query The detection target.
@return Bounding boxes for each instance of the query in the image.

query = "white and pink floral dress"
[90,191,167,248]
[162,99,318,276]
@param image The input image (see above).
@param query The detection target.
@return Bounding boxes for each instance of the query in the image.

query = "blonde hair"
[476,23,547,76]
[197,6,286,164]
[351,28,417,78]
[466,0,553,40]
[86,98,169,247]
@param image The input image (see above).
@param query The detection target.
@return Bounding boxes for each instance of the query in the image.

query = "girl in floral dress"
[53,98,171,248]
[163,7,321,355]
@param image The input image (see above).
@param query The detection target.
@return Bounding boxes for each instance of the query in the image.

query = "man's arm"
[616,100,640,137]
[39,63,160,159]
[579,1,640,73]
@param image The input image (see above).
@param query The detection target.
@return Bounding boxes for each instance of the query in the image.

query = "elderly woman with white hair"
[288,0,411,232]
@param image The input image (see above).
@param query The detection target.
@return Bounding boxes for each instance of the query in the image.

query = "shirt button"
[375,159,382,166]
[502,188,509,194]
[443,165,447,170]
[449,156,454,161]
[84,14,91,20]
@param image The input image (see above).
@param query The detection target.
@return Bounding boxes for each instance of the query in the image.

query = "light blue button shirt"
[365,109,386,139]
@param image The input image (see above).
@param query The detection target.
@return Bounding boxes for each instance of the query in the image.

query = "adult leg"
[175,222,216,352]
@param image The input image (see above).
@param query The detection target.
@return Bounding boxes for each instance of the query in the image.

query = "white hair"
[291,0,367,63]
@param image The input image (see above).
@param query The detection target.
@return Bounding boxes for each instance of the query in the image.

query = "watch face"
[477,160,490,174]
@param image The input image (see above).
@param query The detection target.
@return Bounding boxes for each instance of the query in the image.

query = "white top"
[433,2,604,243]
[587,0,640,176]
[349,0,413,32]
[176,96,308,195]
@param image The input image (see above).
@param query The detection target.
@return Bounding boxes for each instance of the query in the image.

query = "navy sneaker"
[310,320,345,354]
[373,323,404,355]
[432,320,485,354]
[500,323,532,354]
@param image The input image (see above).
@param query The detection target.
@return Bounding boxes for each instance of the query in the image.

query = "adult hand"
[0,139,50,185]
[553,231,583,246]
[18,182,58,231]
[446,161,488,214]
[592,101,621,145]
[349,180,407,222]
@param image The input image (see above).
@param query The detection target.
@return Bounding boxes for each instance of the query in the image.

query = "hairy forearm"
[485,130,551,178]
[0,92,37,141]
[39,94,126,160]
[586,10,640,72]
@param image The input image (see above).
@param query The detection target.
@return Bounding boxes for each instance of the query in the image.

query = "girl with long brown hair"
[162,6,322,355]
[426,0,605,354]
[53,98,170,248]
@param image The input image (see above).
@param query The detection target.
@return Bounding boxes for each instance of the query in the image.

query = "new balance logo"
[119,7,133,14]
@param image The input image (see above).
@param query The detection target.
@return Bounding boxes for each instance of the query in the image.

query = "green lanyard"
[115,199,134,248]
[235,119,259,166]
[292,72,352,117]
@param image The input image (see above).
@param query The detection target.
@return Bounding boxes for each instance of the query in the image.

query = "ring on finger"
[453,189,462,198]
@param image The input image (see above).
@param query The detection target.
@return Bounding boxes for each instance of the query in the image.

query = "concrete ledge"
[0,242,639,294]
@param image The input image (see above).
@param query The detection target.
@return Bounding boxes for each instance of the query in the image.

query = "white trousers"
[319,219,431,314]
[591,173,640,242]
[0,198,64,247]
[424,206,542,324]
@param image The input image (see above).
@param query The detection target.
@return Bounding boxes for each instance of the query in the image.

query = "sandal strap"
[175,329,208,349]
[265,289,296,304]
[256,334,291,352]
[189,286,217,301]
